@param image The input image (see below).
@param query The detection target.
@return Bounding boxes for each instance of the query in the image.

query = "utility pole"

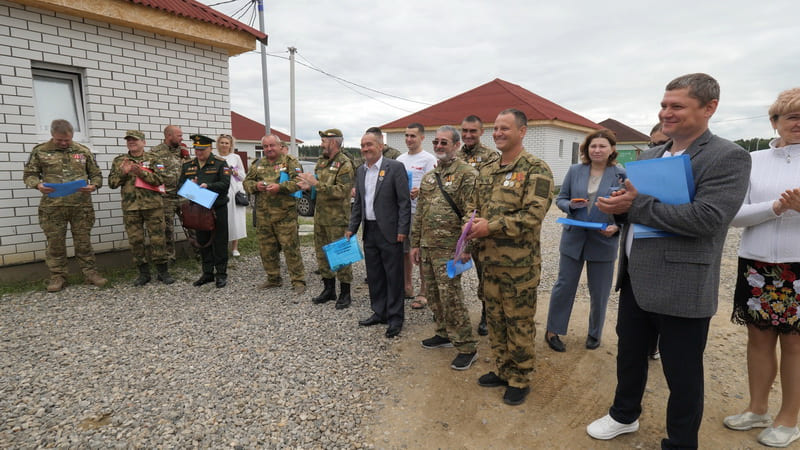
[288,46,297,158]
[256,0,270,133]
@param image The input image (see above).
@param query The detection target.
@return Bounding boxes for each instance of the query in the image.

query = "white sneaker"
[723,411,772,431]
[587,414,639,440]
[758,425,800,447]
[232,249,240,257]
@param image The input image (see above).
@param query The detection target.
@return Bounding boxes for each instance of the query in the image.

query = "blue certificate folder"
[177,180,218,209]
[43,179,87,197]
[323,237,364,272]
[446,258,473,279]
[278,171,304,199]
[625,154,695,238]
[556,217,608,230]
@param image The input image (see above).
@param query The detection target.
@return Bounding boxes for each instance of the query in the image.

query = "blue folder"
[278,171,303,199]
[323,237,364,272]
[625,154,694,238]
[177,179,218,209]
[407,170,413,191]
[556,217,608,230]
[446,258,473,279]
[43,179,87,197]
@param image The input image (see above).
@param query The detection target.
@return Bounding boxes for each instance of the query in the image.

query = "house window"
[255,145,264,159]
[32,65,87,141]
[559,139,564,158]
[572,142,580,164]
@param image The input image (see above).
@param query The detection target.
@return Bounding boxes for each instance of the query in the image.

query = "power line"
[207,0,239,6]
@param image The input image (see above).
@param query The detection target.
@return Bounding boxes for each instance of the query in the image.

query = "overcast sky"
[199,0,797,147]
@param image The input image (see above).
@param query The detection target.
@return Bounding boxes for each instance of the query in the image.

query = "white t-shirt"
[398,150,437,214]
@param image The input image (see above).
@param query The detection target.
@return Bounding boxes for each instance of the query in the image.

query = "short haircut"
[406,123,424,134]
[462,115,483,127]
[437,125,461,144]
[50,119,73,135]
[665,73,719,106]
[768,87,800,121]
[498,108,527,128]
[261,134,279,145]
[650,122,663,134]
[330,136,344,148]
[579,129,618,167]
[364,128,384,144]
[164,125,180,137]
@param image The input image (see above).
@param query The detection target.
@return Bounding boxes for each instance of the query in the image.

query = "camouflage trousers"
[314,222,352,283]
[482,264,540,388]
[257,217,305,286]
[123,208,167,265]
[163,196,182,261]
[38,205,97,277]
[420,247,476,353]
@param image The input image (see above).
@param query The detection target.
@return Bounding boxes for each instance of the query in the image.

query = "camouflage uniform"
[149,142,191,260]
[243,154,306,287]
[23,140,103,279]
[313,151,355,282]
[108,152,168,265]
[382,145,402,160]
[412,158,478,353]
[466,150,554,388]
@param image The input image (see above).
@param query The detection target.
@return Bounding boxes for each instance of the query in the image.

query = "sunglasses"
[432,139,451,146]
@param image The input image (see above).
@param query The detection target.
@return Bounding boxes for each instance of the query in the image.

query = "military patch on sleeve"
[223,167,231,176]
[534,177,551,198]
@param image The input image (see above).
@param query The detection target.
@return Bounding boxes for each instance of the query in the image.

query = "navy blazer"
[556,163,625,262]
[349,157,411,243]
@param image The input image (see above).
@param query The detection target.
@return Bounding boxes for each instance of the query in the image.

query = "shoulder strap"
[434,173,463,219]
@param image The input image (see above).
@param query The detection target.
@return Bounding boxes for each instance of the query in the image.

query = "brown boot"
[46,276,66,293]
[85,271,108,287]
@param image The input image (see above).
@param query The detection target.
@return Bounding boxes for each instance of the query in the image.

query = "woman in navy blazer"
[545,129,625,352]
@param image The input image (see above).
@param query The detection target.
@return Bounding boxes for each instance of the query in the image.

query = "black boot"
[335,282,352,309]
[478,302,488,336]
[156,263,175,285]
[312,278,336,304]
[133,264,151,286]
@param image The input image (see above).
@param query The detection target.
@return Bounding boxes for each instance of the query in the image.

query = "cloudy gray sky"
[199,0,797,147]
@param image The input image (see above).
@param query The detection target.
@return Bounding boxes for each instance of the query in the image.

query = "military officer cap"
[190,134,215,149]
[125,129,145,140]
[318,129,343,138]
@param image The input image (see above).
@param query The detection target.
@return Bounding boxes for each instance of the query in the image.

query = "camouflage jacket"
[149,142,190,198]
[457,143,499,170]
[382,145,402,160]
[23,140,103,207]
[108,152,166,211]
[243,154,301,222]
[412,158,477,249]
[466,150,554,267]
[313,151,354,226]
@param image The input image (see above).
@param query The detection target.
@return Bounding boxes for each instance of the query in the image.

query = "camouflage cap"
[319,129,343,138]
[125,130,145,140]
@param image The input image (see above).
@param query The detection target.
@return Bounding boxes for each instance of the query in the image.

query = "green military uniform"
[382,145,402,160]
[412,158,478,354]
[243,154,306,288]
[467,150,554,388]
[23,139,103,281]
[108,150,168,266]
[313,150,355,283]
[150,141,191,261]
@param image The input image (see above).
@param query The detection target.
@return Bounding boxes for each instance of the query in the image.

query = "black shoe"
[451,352,478,371]
[358,315,384,327]
[385,325,402,338]
[477,305,488,336]
[312,278,336,304]
[193,273,214,286]
[215,276,227,288]
[477,371,508,387]
[155,263,174,285]
[546,334,566,352]
[503,386,530,406]
[421,335,454,349]
[586,335,600,350]
[335,282,351,309]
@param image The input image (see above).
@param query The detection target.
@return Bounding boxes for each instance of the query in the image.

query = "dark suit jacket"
[617,129,750,318]
[349,157,411,242]
[556,163,625,262]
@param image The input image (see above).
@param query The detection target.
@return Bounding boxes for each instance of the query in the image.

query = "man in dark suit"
[586,73,751,448]
[347,129,411,338]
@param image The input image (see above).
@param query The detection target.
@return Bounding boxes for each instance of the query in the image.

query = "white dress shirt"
[364,155,383,220]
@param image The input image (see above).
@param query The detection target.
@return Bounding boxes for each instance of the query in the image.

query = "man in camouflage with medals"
[149,125,191,262]
[297,129,355,308]
[109,130,174,286]
[23,119,107,292]
[464,109,554,406]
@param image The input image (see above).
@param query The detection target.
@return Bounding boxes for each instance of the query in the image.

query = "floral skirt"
[732,257,800,334]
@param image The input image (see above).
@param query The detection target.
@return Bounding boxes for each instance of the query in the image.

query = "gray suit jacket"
[618,129,750,318]
[349,157,411,243]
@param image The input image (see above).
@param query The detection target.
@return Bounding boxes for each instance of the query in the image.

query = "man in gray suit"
[586,73,751,448]
[347,129,411,338]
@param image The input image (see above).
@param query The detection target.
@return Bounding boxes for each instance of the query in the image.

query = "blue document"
[556,217,608,230]
[323,237,364,272]
[279,171,303,199]
[625,155,694,238]
[446,258,473,279]
[407,170,413,191]
[44,179,87,198]
[177,180,218,209]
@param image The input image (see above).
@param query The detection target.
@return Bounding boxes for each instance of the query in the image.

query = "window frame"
[31,63,88,142]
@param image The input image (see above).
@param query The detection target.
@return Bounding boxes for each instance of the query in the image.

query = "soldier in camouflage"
[411,126,479,371]
[149,125,191,262]
[243,134,306,294]
[23,119,107,292]
[458,115,500,337]
[465,109,554,406]
[108,130,174,286]
[297,129,355,308]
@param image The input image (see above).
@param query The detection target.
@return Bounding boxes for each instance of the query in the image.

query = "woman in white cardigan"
[724,88,800,448]
[216,134,247,256]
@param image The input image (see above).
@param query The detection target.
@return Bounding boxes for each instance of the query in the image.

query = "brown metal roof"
[128,0,266,41]
[231,111,302,143]
[597,118,650,142]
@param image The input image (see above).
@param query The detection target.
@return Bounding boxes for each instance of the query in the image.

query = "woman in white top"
[216,134,247,256]
[724,88,800,448]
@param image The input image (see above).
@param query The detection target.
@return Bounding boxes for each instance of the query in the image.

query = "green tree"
[734,138,771,152]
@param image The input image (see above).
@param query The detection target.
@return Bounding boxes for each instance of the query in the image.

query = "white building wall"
[0,1,232,266]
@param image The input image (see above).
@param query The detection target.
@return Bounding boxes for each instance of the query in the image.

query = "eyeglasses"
[648,140,669,148]
[432,139,451,146]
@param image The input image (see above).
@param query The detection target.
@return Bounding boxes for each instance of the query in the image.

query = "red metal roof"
[381,78,599,130]
[128,0,266,41]
[231,111,302,143]
[598,118,649,142]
